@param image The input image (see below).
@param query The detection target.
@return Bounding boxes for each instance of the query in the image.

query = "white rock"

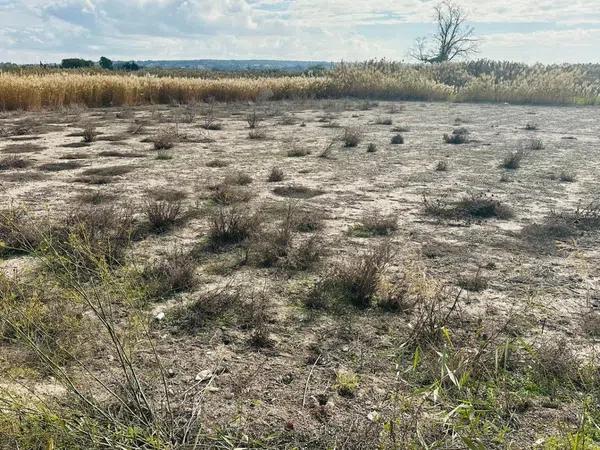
[195,369,213,382]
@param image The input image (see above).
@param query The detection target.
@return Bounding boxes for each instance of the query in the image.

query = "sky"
[1,0,600,64]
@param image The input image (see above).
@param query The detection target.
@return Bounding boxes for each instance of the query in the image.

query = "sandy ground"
[1,99,600,446]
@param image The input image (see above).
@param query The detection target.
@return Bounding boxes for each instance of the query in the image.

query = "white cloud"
[1,0,600,63]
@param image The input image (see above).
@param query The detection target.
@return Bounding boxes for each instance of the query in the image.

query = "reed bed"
[2,59,599,110]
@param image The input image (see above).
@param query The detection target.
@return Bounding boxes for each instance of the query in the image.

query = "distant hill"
[120,59,333,73]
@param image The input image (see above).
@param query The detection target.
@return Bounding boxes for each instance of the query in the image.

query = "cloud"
[1,0,600,63]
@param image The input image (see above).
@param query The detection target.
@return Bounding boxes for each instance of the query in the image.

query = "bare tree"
[411,1,478,63]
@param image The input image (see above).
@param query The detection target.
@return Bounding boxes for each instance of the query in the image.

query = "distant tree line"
[59,57,140,71]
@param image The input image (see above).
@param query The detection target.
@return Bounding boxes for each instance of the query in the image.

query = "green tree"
[99,56,113,70]
[60,58,94,69]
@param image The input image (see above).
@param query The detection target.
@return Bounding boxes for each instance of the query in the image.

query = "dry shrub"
[206,159,229,168]
[246,108,262,129]
[423,193,513,221]
[38,161,84,172]
[502,150,524,169]
[81,125,98,143]
[146,188,187,202]
[367,143,377,153]
[457,269,488,292]
[82,165,135,177]
[223,171,253,186]
[247,206,295,267]
[286,235,323,271]
[153,127,177,150]
[142,250,197,299]
[435,160,448,171]
[170,286,241,332]
[44,205,138,276]
[390,134,404,145]
[521,202,600,247]
[443,128,469,144]
[350,211,397,237]
[308,241,393,308]
[1,143,45,154]
[342,127,363,147]
[0,274,88,367]
[375,117,393,125]
[76,190,115,205]
[273,185,324,199]
[241,292,273,348]
[267,167,284,182]
[209,183,253,205]
[559,171,576,182]
[287,146,311,157]
[0,207,39,255]
[98,150,145,158]
[248,129,267,140]
[0,156,32,171]
[293,209,324,232]
[144,199,183,233]
[207,206,260,250]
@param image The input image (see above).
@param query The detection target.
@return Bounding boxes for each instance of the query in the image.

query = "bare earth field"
[1,99,600,448]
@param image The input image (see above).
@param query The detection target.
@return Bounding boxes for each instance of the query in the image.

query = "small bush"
[170,287,241,332]
[206,159,229,168]
[81,125,98,143]
[350,212,397,237]
[146,188,187,202]
[423,193,513,221]
[0,156,32,171]
[443,128,469,144]
[155,150,172,160]
[248,129,267,140]
[209,183,252,205]
[375,117,393,125]
[335,370,359,397]
[82,165,135,177]
[44,206,137,277]
[267,167,284,182]
[457,271,488,292]
[142,250,196,299]
[525,138,544,150]
[319,241,392,308]
[273,185,325,199]
[287,236,323,271]
[38,161,83,172]
[342,127,363,147]
[435,160,448,171]
[294,209,324,232]
[524,123,538,131]
[153,128,177,150]
[144,199,183,233]
[390,134,404,145]
[246,108,262,129]
[287,146,311,157]
[0,207,39,255]
[502,150,524,169]
[223,171,253,186]
[367,143,377,153]
[207,206,259,249]
[392,126,410,132]
[559,171,576,182]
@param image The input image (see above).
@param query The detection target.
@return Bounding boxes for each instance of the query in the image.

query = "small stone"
[367,411,380,422]
[155,312,165,321]
[195,369,213,382]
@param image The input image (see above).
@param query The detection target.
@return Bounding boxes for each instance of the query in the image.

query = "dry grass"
[2,60,600,112]
[0,156,33,171]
